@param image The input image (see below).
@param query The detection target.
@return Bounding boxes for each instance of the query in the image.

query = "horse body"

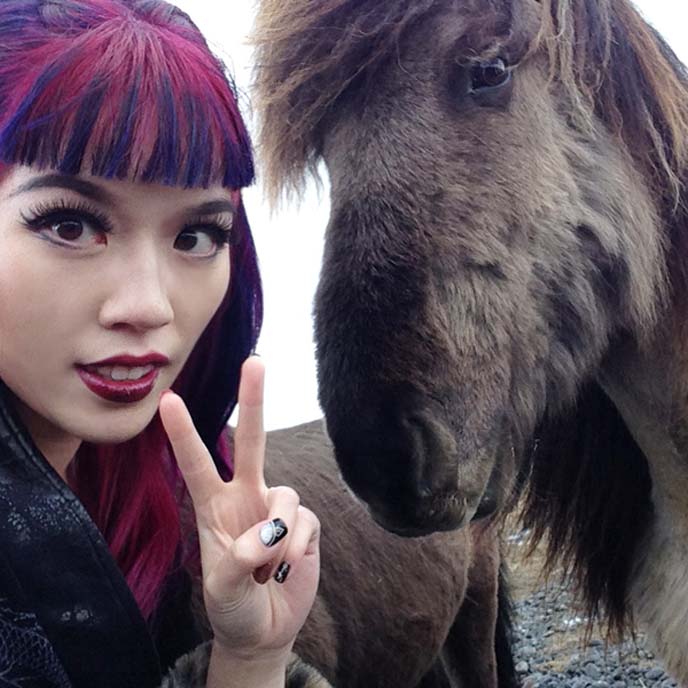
[263,421,513,687]
[255,0,688,682]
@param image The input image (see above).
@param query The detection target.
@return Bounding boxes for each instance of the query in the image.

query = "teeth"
[129,366,150,379]
[93,365,154,381]
[111,367,129,381]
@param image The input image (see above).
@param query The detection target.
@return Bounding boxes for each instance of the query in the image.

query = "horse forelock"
[255,0,688,215]
[254,0,484,204]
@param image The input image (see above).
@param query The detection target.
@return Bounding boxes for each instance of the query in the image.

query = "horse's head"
[256,0,683,535]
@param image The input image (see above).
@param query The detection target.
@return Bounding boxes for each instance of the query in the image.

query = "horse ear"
[521,381,652,638]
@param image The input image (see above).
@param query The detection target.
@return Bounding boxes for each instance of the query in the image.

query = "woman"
[0,1,324,686]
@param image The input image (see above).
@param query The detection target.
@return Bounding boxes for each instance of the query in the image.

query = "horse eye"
[470,58,510,92]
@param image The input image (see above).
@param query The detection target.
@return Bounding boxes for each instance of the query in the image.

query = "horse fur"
[254,0,688,682]
[263,421,517,687]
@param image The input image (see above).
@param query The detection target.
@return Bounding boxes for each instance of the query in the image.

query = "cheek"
[178,258,231,342]
[0,254,95,340]
[0,253,59,354]
[0,256,59,392]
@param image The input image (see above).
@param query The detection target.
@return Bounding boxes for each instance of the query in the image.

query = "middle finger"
[233,356,267,487]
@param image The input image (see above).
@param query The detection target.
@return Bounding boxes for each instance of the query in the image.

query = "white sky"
[172,0,688,430]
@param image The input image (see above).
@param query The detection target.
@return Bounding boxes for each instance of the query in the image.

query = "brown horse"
[262,421,516,687]
[254,0,688,683]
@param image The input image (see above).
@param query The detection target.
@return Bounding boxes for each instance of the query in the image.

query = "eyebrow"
[186,200,235,218]
[9,173,116,206]
[9,174,236,217]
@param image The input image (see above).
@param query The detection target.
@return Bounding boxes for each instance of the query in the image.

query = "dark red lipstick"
[76,353,169,403]
[87,353,170,367]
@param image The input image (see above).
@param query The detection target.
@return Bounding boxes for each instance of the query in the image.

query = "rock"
[584,664,602,681]
[646,667,665,681]
[571,678,590,688]
[510,562,673,687]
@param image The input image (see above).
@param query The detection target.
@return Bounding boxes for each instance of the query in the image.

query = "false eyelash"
[184,214,236,246]
[20,198,114,234]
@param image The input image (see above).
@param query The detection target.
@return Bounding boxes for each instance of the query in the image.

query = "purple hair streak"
[1,0,262,620]
[0,0,254,188]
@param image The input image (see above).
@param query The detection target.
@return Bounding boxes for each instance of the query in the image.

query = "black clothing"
[0,383,197,687]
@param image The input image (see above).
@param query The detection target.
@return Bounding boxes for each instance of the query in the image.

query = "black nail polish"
[274,562,290,584]
[259,519,288,547]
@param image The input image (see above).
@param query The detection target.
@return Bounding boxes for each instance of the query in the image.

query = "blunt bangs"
[0,0,254,189]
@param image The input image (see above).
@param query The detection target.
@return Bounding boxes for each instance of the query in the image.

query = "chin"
[76,402,159,445]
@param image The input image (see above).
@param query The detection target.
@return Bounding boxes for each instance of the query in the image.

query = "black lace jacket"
[0,383,330,688]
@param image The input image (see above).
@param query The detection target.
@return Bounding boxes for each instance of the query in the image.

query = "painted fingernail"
[259,519,288,547]
[274,562,290,584]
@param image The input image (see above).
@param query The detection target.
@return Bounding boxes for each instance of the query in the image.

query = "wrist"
[206,640,292,688]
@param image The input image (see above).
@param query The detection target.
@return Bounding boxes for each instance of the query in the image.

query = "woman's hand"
[159,357,321,670]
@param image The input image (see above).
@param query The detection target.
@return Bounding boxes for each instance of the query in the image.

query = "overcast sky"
[172,1,688,430]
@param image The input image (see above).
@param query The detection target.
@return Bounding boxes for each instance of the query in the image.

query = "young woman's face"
[0,165,233,451]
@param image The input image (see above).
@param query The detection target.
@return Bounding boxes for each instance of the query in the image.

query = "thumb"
[204,518,289,601]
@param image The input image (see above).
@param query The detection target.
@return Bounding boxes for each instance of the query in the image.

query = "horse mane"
[521,381,653,639]
[254,0,688,208]
[524,1,688,639]
[254,0,441,203]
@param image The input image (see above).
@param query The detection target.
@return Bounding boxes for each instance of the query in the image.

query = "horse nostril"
[417,480,434,500]
[402,410,458,500]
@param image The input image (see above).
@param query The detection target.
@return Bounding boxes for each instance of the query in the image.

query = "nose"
[99,248,174,331]
[329,404,460,505]
[401,410,459,499]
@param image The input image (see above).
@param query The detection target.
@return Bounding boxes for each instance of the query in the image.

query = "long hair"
[0,0,262,619]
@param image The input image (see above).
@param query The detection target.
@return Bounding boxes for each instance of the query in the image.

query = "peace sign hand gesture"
[159,357,321,682]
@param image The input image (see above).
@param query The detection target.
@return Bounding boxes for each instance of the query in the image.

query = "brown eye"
[470,58,510,92]
[174,226,230,257]
[21,202,112,249]
[53,219,84,241]
[174,231,200,252]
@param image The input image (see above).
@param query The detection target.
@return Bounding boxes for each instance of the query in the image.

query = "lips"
[76,353,169,403]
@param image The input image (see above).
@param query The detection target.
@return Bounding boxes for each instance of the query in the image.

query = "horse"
[253,0,688,683]
[260,421,516,687]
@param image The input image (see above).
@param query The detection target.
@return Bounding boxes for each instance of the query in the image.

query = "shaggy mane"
[539,0,688,209]
[253,0,436,202]
[254,0,688,209]
[521,381,653,639]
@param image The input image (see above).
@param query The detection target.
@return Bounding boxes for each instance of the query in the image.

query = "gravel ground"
[507,529,678,688]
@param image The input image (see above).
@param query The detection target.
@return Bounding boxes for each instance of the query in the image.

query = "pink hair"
[1,0,262,619]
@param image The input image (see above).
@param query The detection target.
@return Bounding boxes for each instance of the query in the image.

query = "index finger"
[159,391,222,506]
[233,356,267,486]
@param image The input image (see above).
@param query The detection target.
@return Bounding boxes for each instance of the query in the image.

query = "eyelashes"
[20,198,113,235]
[19,198,236,252]
[183,213,235,247]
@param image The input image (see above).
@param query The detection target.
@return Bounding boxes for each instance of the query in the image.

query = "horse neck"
[599,313,688,515]
[598,307,688,680]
